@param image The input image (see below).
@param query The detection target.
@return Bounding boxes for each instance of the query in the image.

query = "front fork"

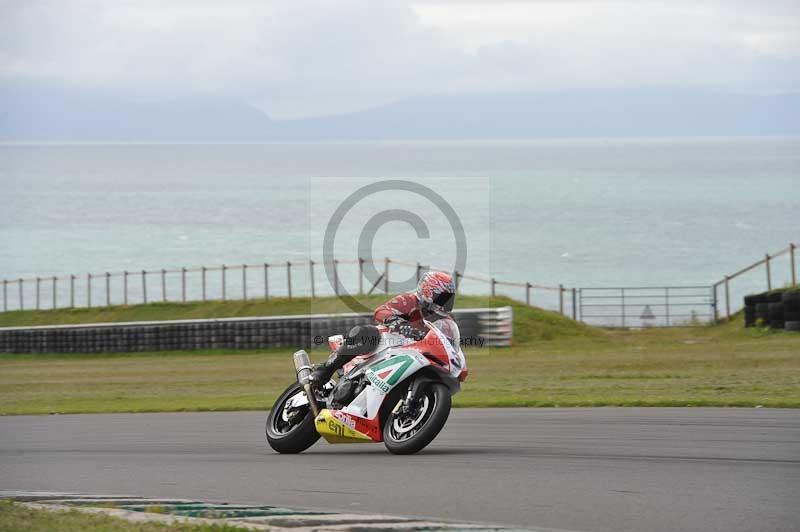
[395,376,434,415]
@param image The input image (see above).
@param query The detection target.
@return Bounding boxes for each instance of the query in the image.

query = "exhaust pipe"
[293,350,320,417]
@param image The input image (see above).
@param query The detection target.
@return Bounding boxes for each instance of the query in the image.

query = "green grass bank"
[0,500,248,532]
[0,295,798,413]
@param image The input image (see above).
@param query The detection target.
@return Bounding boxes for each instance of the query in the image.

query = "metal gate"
[578,286,715,327]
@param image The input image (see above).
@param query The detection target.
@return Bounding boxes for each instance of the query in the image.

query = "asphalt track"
[1,408,798,532]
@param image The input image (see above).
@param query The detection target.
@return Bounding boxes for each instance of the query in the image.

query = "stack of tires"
[785,291,800,332]
[743,289,800,331]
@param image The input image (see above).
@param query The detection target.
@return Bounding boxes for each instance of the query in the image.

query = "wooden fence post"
[221,265,227,300]
[559,284,564,315]
[106,272,111,307]
[724,275,731,319]
[70,275,75,308]
[286,261,292,299]
[18,278,23,310]
[358,257,364,295]
[142,270,147,304]
[712,283,719,322]
[35,277,40,310]
[384,258,389,294]
[491,278,496,297]
[181,268,186,302]
[87,273,92,308]
[309,260,315,299]
[123,271,128,305]
[454,271,461,293]
[161,269,167,302]
[765,254,772,291]
[2,280,6,312]
[52,277,57,309]
[333,260,339,296]
[525,282,531,306]
[201,266,207,301]
[242,264,248,300]
[264,262,269,300]
[791,243,797,286]
[572,288,577,320]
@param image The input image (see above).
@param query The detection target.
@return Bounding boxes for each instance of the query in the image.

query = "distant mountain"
[0,86,275,142]
[283,89,800,140]
[1,86,798,141]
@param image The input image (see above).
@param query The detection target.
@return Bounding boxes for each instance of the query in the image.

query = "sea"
[1,137,798,314]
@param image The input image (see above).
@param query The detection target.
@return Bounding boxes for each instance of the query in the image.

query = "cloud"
[1,0,798,118]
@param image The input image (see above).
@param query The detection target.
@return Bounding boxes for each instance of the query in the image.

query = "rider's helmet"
[416,271,456,317]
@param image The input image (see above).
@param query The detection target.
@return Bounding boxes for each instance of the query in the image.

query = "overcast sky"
[2,0,799,119]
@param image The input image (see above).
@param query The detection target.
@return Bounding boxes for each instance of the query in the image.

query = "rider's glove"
[397,323,426,341]
[385,316,425,341]
[384,316,406,331]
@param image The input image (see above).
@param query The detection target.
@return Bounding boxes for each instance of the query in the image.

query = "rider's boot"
[308,325,381,386]
[308,353,346,386]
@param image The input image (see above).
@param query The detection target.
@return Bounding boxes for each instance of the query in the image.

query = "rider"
[373,271,456,340]
[309,271,457,385]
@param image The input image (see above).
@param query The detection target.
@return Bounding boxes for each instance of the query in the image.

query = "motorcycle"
[266,318,468,454]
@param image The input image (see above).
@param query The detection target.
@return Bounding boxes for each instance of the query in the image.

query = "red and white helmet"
[416,271,456,317]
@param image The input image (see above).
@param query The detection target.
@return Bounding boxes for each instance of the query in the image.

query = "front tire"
[383,382,451,455]
[266,383,320,454]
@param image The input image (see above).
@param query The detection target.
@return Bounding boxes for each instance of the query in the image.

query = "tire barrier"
[743,289,800,332]
[755,301,770,326]
[0,307,513,353]
[768,302,784,330]
[744,305,757,327]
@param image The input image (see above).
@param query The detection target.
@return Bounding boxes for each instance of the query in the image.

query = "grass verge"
[0,294,513,327]
[0,500,247,532]
[1,296,798,413]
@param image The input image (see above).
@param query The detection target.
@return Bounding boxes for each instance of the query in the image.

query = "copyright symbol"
[323,180,467,313]
[313,335,324,345]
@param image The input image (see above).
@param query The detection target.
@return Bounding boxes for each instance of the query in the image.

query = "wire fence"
[712,242,797,321]
[578,286,714,328]
[0,258,574,317]
[1,242,795,327]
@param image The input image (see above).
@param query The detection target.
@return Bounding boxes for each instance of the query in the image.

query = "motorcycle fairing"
[313,350,432,443]
[312,320,466,444]
[314,409,374,443]
[347,349,431,419]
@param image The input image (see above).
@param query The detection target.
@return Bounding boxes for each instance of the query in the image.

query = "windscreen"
[433,318,460,348]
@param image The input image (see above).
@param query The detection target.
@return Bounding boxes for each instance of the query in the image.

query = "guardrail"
[1,242,796,328]
[712,243,797,320]
[0,257,570,317]
[0,306,513,354]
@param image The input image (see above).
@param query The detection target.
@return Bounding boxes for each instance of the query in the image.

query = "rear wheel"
[266,383,320,454]
[383,382,451,455]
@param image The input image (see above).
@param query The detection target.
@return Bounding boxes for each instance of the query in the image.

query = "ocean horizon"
[2,136,798,311]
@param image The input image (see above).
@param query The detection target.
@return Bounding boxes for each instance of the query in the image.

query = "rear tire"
[266,383,320,454]
[383,382,451,455]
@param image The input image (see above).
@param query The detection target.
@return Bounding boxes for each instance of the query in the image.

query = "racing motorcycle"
[265,318,468,454]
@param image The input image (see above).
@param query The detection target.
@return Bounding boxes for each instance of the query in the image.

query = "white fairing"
[431,318,467,379]
[341,319,465,420]
[343,348,430,419]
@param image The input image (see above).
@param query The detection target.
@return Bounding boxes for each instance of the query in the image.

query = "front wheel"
[383,382,451,455]
[266,383,320,454]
